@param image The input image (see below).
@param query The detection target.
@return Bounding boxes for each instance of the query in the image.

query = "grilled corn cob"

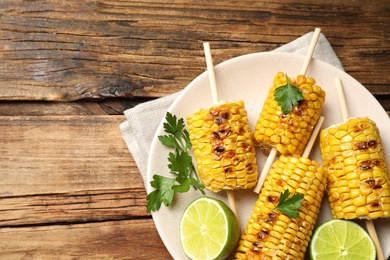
[320,117,390,219]
[234,155,326,259]
[186,100,259,193]
[253,72,325,156]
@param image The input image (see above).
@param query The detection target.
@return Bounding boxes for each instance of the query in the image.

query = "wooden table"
[0,1,389,259]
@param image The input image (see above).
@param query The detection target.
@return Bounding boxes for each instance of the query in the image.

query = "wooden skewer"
[253,147,277,194]
[254,27,322,194]
[204,42,219,104]
[300,28,321,76]
[203,42,239,219]
[365,220,385,260]
[334,78,385,260]
[302,115,325,158]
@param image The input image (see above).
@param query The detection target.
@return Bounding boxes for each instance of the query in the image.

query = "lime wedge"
[179,196,240,260]
[309,219,376,260]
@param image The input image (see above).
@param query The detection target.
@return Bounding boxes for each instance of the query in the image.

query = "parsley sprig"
[146,112,205,213]
[274,74,304,114]
[273,189,304,218]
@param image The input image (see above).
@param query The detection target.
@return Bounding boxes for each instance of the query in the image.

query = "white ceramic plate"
[146,52,390,259]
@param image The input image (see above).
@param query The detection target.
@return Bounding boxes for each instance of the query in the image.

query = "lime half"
[179,196,240,260]
[309,219,376,260]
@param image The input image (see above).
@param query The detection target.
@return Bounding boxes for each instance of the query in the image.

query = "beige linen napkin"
[119,32,343,186]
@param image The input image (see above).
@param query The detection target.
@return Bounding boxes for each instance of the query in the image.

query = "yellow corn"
[234,155,326,259]
[253,72,326,156]
[186,100,258,192]
[320,117,390,219]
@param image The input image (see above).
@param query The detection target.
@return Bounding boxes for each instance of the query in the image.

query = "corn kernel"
[353,196,366,207]
[367,193,380,204]
[368,211,383,219]
[381,196,390,204]
[356,207,369,216]
[224,179,236,188]
[288,246,300,258]
[339,193,351,201]
[343,205,357,213]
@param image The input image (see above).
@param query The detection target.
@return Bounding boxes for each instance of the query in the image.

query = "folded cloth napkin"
[119,31,343,186]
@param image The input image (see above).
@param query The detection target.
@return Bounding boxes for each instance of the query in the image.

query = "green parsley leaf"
[163,112,185,140]
[182,129,192,150]
[168,151,192,177]
[146,112,205,213]
[146,175,176,213]
[273,189,304,218]
[187,177,205,192]
[158,135,178,148]
[172,178,191,193]
[274,74,304,114]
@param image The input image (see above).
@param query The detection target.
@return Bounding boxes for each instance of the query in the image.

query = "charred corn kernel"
[186,100,258,193]
[320,117,390,219]
[234,155,326,259]
[253,72,326,156]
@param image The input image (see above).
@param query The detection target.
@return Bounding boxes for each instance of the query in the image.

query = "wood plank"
[0,219,171,259]
[0,188,147,227]
[0,0,388,101]
[0,115,154,225]
[0,115,133,195]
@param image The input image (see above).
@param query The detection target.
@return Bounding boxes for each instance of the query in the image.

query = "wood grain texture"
[0,115,170,257]
[0,188,147,226]
[0,219,171,259]
[0,115,133,194]
[1,0,389,101]
[0,1,389,259]
[0,115,174,257]
[0,99,145,116]
[0,115,150,223]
